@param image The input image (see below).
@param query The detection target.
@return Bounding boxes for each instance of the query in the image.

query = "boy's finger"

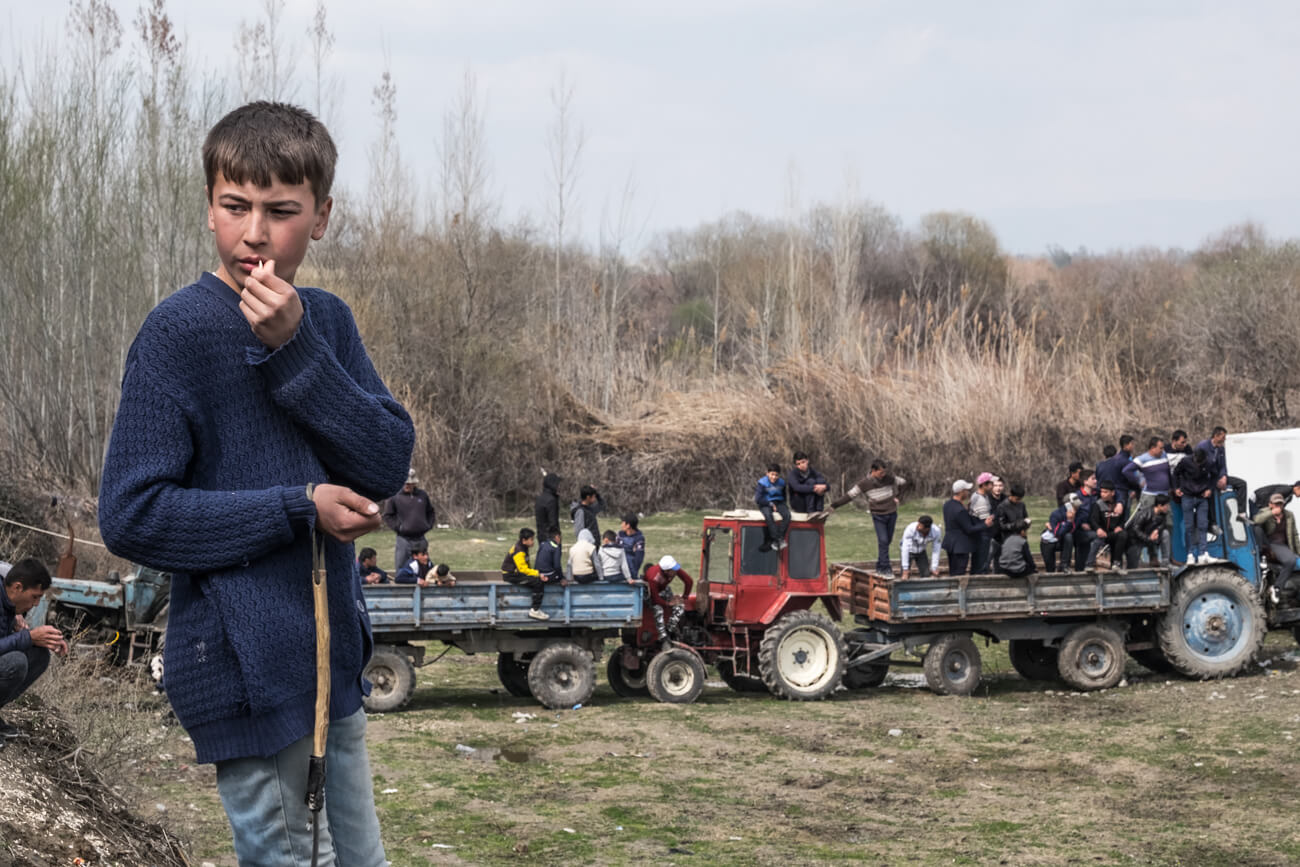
[329,487,380,516]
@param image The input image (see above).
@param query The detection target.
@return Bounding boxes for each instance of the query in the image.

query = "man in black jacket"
[1,560,68,745]
[786,451,829,513]
[1125,494,1170,568]
[942,480,993,576]
[570,485,604,542]
[382,468,436,572]
[534,473,563,542]
[1085,482,1128,572]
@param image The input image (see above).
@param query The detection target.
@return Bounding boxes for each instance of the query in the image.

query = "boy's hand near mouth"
[240,258,304,349]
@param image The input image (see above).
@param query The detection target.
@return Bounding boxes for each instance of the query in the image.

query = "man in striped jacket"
[832,460,909,575]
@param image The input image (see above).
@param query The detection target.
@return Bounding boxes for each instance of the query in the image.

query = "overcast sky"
[5,0,1299,255]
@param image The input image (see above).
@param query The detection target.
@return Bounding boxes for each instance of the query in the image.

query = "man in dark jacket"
[1056,462,1084,507]
[535,528,565,584]
[534,473,563,541]
[0,560,68,744]
[786,451,830,513]
[570,485,604,543]
[1174,448,1215,565]
[1097,437,1136,505]
[1253,493,1300,602]
[382,468,436,571]
[942,480,993,576]
[1085,482,1128,572]
[1125,493,1171,568]
[994,483,1031,554]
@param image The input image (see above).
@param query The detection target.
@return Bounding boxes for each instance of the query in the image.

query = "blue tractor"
[1129,486,1298,677]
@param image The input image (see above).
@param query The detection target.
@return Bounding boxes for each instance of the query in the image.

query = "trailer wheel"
[647,648,707,704]
[758,610,847,701]
[496,652,533,698]
[715,658,769,693]
[1128,647,1176,674]
[842,659,889,689]
[1057,624,1125,691]
[606,650,649,698]
[527,642,596,709]
[1008,639,1059,682]
[923,633,981,696]
[363,646,416,713]
[1157,568,1265,678]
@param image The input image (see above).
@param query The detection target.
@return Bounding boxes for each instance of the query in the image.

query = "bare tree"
[305,0,340,124]
[234,0,298,102]
[544,68,586,325]
[437,68,495,331]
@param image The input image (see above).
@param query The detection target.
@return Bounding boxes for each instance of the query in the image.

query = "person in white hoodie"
[596,530,633,583]
[567,529,598,584]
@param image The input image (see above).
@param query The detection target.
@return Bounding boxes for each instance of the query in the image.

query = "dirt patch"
[0,696,187,867]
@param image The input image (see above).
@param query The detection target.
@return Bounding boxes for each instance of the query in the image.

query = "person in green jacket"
[1253,493,1300,604]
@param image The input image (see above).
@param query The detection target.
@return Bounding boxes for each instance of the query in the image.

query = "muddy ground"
[8,630,1296,867]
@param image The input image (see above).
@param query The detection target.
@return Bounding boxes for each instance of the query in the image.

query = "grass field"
[49,501,1300,865]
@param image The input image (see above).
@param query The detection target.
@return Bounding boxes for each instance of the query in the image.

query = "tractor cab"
[694,510,840,627]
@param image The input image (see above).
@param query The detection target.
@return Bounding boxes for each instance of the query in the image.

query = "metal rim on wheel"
[620,663,648,690]
[776,625,835,690]
[369,664,396,698]
[1075,639,1115,681]
[1182,591,1251,662]
[657,658,699,698]
[941,647,972,684]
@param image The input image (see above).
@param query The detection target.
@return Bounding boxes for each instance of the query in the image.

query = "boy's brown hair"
[202,101,337,205]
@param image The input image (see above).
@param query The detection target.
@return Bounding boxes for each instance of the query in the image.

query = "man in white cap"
[381,468,436,571]
[941,480,993,576]
[643,555,694,648]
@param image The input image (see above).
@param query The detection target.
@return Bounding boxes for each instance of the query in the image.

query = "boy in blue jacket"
[99,102,413,864]
[755,463,791,552]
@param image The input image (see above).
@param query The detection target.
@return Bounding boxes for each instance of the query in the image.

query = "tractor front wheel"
[647,648,707,704]
[758,610,847,701]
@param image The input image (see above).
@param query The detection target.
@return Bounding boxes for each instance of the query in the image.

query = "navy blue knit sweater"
[99,273,414,764]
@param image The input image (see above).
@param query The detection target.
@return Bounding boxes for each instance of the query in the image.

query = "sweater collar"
[198,271,247,315]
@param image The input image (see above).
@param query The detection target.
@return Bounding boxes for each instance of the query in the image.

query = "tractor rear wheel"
[606,650,650,698]
[647,648,707,704]
[758,610,847,701]
[1057,624,1125,691]
[923,633,981,696]
[1008,639,1059,682]
[1157,568,1265,678]
[715,658,769,693]
[527,642,596,709]
[363,646,416,713]
[496,652,533,698]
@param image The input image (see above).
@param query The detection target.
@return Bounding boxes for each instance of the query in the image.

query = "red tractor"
[606,510,847,703]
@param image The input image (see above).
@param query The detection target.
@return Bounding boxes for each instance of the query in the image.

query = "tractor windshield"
[787,529,821,580]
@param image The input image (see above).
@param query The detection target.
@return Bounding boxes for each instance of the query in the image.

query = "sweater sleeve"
[99,360,318,573]
[247,296,414,502]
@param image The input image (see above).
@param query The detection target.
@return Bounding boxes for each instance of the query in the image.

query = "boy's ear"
[311,196,333,241]
[205,186,216,232]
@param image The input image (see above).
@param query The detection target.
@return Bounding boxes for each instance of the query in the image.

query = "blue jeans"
[1183,496,1209,558]
[872,513,897,572]
[216,707,385,866]
[0,647,51,710]
[758,502,791,546]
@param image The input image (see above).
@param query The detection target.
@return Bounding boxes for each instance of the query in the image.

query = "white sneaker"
[528,608,549,621]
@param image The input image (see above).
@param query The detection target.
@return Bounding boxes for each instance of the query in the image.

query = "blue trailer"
[833,487,1300,695]
[360,574,643,712]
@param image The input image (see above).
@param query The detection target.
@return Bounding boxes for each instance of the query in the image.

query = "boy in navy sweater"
[99,102,412,864]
